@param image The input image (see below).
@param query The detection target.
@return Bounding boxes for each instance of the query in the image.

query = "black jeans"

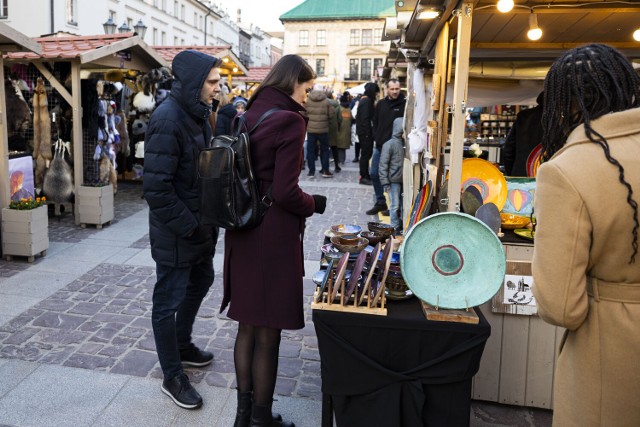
[358,133,374,178]
[152,257,214,380]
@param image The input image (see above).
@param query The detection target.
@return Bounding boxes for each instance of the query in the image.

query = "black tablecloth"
[313,299,491,427]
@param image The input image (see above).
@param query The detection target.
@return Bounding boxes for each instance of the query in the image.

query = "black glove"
[312,194,327,214]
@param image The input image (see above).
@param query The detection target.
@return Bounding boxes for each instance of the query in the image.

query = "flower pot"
[77,185,114,228]
[1,205,49,261]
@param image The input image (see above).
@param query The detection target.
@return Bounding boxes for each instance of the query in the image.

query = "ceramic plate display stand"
[1,205,49,262]
[77,185,114,228]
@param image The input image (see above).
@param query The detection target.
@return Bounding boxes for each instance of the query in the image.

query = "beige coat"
[532,107,640,427]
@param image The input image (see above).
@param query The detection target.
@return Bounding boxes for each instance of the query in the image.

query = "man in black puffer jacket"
[143,50,222,410]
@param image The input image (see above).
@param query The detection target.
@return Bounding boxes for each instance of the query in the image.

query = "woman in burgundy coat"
[220,55,327,427]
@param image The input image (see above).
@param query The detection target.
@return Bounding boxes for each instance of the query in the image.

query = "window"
[161,31,167,45]
[174,1,178,16]
[350,29,360,45]
[162,0,167,11]
[316,59,325,76]
[374,58,383,76]
[108,10,115,20]
[174,36,179,45]
[153,28,158,45]
[374,29,383,45]
[361,58,372,81]
[181,5,185,20]
[127,18,133,31]
[316,30,326,46]
[66,0,77,25]
[361,29,372,45]
[194,12,197,27]
[349,59,359,80]
[181,38,185,45]
[199,15,203,30]
[299,30,308,46]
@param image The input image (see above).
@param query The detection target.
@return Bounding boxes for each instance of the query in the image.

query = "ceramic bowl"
[331,224,363,236]
[359,231,388,246]
[385,272,408,294]
[330,236,369,254]
[367,222,395,236]
[335,235,362,245]
[500,213,531,230]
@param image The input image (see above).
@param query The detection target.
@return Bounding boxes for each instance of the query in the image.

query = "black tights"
[234,323,282,405]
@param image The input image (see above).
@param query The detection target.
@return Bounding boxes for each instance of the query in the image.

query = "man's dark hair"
[541,43,640,262]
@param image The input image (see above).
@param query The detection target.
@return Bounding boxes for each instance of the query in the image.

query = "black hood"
[170,50,220,121]
[364,82,379,100]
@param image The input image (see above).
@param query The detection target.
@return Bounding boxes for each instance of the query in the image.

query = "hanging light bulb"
[527,12,542,41]
[497,0,514,13]
[634,29,640,42]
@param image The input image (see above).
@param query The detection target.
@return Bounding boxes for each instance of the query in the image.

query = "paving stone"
[111,336,138,346]
[121,326,146,339]
[68,302,103,316]
[205,371,232,388]
[274,377,296,397]
[63,353,115,369]
[33,299,75,313]
[300,347,321,361]
[3,327,40,345]
[38,329,91,345]
[38,345,76,364]
[110,349,158,376]
[90,323,127,343]
[278,357,304,378]
[279,341,302,358]
[32,312,87,330]
[78,342,105,354]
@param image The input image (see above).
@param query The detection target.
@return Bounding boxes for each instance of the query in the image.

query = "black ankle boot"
[250,402,294,427]
[234,391,252,427]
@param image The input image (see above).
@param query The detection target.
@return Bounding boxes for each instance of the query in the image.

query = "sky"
[213,0,305,32]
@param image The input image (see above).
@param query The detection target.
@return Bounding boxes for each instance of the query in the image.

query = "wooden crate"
[77,185,114,228]
[1,205,49,261]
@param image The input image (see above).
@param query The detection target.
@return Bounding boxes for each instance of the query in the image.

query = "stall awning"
[0,22,40,54]
[153,45,248,77]
[4,32,167,71]
[234,66,271,84]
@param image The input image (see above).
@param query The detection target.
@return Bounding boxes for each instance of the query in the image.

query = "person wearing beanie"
[355,82,380,185]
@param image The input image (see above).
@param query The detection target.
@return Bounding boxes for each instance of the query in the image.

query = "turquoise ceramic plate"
[400,212,506,309]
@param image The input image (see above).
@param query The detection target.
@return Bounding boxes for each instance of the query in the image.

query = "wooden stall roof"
[5,32,167,71]
[0,22,40,53]
[234,66,271,83]
[152,45,249,77]
[394,0,640,62]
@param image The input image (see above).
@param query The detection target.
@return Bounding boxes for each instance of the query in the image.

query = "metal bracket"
[453,4,472,17]
[446,105,454,114]
[428,58,435,65]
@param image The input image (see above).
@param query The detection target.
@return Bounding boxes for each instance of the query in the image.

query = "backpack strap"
[248,108,281,134]
[232,108,280,137]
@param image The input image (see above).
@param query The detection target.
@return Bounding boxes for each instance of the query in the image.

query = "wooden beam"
[447,2,474,213]
[474,6,640,14]
[419,0,458,59]
[71,61,83,225]
[32,62,72,106]
[471,42,640,50]
[80,35,167,69]
[0,58,8,209]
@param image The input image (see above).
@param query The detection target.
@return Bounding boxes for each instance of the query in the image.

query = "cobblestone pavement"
[0,164,553,426]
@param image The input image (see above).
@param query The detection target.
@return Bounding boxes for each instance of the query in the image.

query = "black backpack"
[198,108,280,231]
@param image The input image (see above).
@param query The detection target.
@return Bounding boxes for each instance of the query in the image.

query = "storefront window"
[361,59,372,81]
[349,59,359,80]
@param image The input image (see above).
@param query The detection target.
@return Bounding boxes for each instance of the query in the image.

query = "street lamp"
[133,19,147,39]
[103,17,117,35]
[118,21,131,33]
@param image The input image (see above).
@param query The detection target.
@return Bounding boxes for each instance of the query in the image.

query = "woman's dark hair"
[246,55,315,109]
[541,43,640,262]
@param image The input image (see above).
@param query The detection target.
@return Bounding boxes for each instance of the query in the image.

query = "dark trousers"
[370,147,386,205]
[152,257,214,380]
[358,133,374,178]
[307,133,330,173]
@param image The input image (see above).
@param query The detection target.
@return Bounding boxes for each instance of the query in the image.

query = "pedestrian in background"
[336,91,353,170]
[502,92,544,176]
[532,43,640,427]
[379,117,405,232]
[220,54,327,427]
[367,79,405,215]
[143,50,222,410]
[356,82,379,185]
[305,85,334,178]
[214,92,235,136]
[350,93,361,163]
[326,90,343,172]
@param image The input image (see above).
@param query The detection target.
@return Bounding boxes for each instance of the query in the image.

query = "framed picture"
[8,155,35,203]
[492,261,537,315]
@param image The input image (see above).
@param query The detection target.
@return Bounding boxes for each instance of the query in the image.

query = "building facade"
[280,0,394,92]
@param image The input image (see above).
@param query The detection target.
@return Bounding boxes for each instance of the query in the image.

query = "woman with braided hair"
[532,44,640,426]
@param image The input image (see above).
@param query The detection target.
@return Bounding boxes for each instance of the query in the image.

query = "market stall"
[5,32,168,226]
[381,0,640,410]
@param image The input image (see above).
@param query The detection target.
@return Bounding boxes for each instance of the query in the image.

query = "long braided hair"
[541,44,640,263]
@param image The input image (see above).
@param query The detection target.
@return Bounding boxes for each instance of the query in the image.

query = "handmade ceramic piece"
[317,259,335,295]
[500,213,531,230]
[367,222,394,236]
[460,158,508,211]
[330,236,369,254]
[526,144,543,178]
[400,212,506,309]
[358,231,388,247]
[330,252,350,302]
[312,270,326,286]
[461,188,483,216]
[502,177,536,217]
[343,250,367,305]
[359,243,381,305]
[475,202,501,234]
[371,236,394,306]
[331,224,362,236]
[514,228,535,240]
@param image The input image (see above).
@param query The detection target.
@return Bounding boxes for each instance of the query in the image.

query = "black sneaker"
[180,344,214,367]
[359,177,372,185]
[161,373,203,409]
[381,210,390,216]
[335,167,342,173]
[307,171,315,177]
[321,170,334,178]
[352,158,359,163]
[366,203,388,215]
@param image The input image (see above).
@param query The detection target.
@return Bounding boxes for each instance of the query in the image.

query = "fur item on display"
[98,147,118,194]
[4,79,31,135]
[133,91,155,112]
[42,139,74,214]
[105,69,125,83]
[116,111,129,155]
[32,77,52,188]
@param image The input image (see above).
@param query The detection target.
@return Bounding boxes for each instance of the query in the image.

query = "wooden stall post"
[0,58,9,210]
[70,61,83,225]
[446,2,473,213]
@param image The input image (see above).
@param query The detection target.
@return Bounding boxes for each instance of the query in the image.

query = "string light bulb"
[634,29,640,42]
[527,12,542,41]
[497,0,514,13]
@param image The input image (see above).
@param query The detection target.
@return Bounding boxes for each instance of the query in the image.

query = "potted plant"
[1,196,48,262]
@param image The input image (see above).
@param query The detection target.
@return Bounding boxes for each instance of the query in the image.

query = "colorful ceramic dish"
[460,158,508,211]
[502,177,536,216]
[500,213,531,230]
[331,224,363,236]
[330,236,369,254]
[400,212,506,309]
[514,228,535,240]
[526,144,543,177]
[367,222,395,236]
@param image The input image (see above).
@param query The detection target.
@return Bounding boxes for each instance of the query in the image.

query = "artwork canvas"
[492,261,537,315]
[8,156,35,202]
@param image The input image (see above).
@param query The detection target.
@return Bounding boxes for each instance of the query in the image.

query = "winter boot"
[233,391,253,427]
[250,401,294,427]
